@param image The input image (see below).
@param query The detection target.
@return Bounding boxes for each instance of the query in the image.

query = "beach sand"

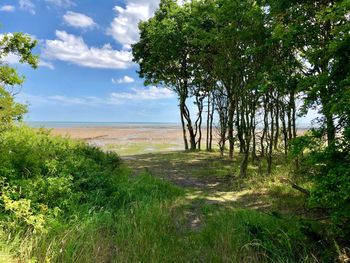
[51,126,187,155]
[51,126,308,156]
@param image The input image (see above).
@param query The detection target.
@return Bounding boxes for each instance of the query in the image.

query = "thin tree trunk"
[290,90,297,139]
[209,96,214,150]
[267,95,274,175]
[182,101,196,150]
[281,105,288,156]
[274,98,280,150]
[261,100,268,158]
[228,99,235,159]
[251,116,257,162]
[206,94,210,150]
[180,102,189,150]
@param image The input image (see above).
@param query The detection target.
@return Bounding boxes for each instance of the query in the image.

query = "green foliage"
[0,32,38,70]
[0,89,27,131]
[0,126,336,262]
[309,146,350,240]
[0,31,38,130]
[311,161,350,234]
[133,0,350,244]
[290,130,350,242]
[0,127,116,233]
[198,209,328,262]
[0,32,38,87]
[0,126,182,261]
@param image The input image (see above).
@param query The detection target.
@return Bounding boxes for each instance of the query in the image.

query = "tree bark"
[228,96,235,159]
[180,102,189,150]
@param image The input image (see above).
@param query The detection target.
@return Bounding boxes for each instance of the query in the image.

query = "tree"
[267,0,350,237]
[0,32,38,130]
[266,0,349,147]
[133,0,201,150]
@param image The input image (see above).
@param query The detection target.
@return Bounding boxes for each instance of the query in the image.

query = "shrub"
[0,125,182,261]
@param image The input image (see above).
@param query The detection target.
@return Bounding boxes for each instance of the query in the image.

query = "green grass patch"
[103,142,182,156]
[0,126,338,262]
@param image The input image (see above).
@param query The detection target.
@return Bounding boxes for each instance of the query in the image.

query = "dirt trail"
[123,151,272,231]
[123,151,282,213]
[123,151,308,231]
[123,151,234,192]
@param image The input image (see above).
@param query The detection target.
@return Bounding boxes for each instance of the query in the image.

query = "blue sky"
[1,0,180,122]
[1,0,317,125]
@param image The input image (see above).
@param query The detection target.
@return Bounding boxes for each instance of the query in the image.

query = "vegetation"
[0,126,182,262]
[0,0,349,262]
[0,128,341,262]
[0,32,38,131]
[133,0,350,248]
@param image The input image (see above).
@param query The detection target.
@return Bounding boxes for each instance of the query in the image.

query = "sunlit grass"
[103,142,182,156]
[0,127,334,262]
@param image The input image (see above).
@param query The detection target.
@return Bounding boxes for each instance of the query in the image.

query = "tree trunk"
[281,105,288,157]
[209,97,214,150]
[267,95,274,175]
[321,93,335,146]
[228,99,235,159]
[274,98,279,150]
[206,94,210,151]
[261,100,268,158]
[290,90,297,139]
[240,151,249,177]
[180,103,189,150]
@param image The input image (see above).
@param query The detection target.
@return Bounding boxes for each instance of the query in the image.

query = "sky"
[1,0,181,122]
[1,0,317,125]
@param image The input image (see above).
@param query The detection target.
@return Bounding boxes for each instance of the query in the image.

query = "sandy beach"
[51,126,187,155]
[50,125,307,156]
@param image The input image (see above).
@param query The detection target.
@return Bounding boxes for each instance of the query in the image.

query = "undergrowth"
[0,126,339,262]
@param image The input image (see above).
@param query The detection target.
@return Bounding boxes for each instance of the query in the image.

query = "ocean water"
[26,121,181,128]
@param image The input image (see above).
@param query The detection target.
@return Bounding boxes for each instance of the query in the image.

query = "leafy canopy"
[0,31,39,129]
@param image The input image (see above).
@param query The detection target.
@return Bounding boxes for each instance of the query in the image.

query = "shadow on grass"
[122,151,312,219]
[123,151,236,189]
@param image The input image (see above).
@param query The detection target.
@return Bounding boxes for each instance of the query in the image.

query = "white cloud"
[112,76,135,84]
[110,86,175,101]
[43,30,133,69]
[18,93,88,106]
[38,60,55,70]
[2,53,54,70]
[0,5,15,12]
[63,11,96,29]
[49,95,86,104]
[19,87,175,107]
[107,0,160,47]
[1,33,54,70]
[19,0,35,15]
[45,0,75,8]
[2,53,19,64]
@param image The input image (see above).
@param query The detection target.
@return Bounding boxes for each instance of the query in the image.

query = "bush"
[0,126,182,261]
[290,130,350,243]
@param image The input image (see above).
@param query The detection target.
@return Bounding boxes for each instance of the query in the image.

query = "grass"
[118,150,333,262]
[103,141,182,156]
[0,126,338,262]
[123,150,312,216]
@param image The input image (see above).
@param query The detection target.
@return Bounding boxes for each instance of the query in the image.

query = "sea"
[25,121,182,129]
[25,121,311,130]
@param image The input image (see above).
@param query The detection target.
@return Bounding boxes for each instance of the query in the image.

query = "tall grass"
[0,126,334,262]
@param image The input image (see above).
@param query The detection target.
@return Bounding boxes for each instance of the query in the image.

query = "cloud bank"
[43,30,133,69]
[19,86,175,107]
[107,0,160,48]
